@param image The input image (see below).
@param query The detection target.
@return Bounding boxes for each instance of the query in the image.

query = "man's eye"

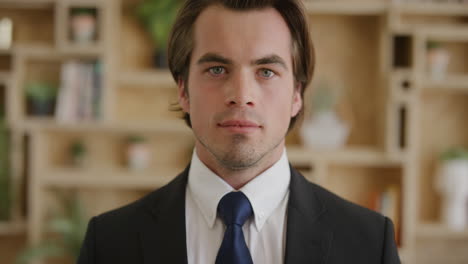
[209,66,226,75]
[259,69,275,78]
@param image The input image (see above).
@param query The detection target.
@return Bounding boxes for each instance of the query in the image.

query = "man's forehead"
[191,4,293,66]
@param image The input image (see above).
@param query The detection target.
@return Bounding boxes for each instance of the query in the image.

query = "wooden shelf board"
[417,222,468,239]
[423,75,468,91]
[395,2,468,16]
[0,0,55,9]
[422,26,468,42]
[15,44,101,60]
[287,146,403,166]
[0,220,26,235]
[59,44,103,57]
[118,70,175,88]
[305,1,387,15]
[40,168,182,189]
[20,119,192,134]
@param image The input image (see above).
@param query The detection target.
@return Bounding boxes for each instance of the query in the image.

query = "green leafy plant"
[309,79,338,114]
[16,193,87,264]
[70,140,86,157]
[440,147,468,161]
[427,41,442,50]
[135,0,182,53]
[127,134,146,144]
[70,7,97,17]
[25,82,57,103]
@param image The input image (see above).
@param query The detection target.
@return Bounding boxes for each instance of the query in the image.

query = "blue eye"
[209,66,226,75]
[259,69,275,78]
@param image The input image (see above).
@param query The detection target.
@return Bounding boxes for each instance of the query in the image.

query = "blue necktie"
[215,191,254,264]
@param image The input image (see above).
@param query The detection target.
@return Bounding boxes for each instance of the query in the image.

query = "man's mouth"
[218,120,262,133]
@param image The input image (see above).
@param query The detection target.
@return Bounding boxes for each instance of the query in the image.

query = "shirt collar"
[187,148,291,231]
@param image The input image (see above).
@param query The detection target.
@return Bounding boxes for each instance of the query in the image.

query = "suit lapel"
[139,166,190,264]
[285,165,333,264]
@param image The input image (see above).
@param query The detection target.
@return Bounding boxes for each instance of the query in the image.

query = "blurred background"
[0,0,468,263]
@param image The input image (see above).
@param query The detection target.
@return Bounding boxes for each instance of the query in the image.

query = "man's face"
[178,5,302,171]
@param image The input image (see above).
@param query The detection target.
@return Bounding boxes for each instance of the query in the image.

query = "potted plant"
[435,147,468,231]
[299,79,350,150]
[25,81,58,116]
[16,193,87,264]
[427,41,450,81]
[70,8,97,44]
[69,140,87,168]
[135,0,182,68]
[126,135,151,171]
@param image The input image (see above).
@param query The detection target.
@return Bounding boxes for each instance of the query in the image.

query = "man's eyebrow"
[252,55,288,70]
[197,53,233,65]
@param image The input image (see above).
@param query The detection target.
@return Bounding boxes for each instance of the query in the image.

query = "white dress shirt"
[185,148,291,264]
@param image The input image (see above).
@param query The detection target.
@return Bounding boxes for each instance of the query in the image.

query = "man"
[78,0,401,263]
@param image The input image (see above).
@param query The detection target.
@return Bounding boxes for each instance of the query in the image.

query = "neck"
[195,143,285,190]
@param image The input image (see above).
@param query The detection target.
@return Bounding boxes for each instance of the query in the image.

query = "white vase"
[71,14,96,44]
[427,47,450,82]
[300,110,349,150]
[435,160,468,231]
[127,142,151,171]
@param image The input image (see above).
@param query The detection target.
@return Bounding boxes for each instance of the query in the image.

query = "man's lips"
[218,120,261,133]
[218,120,261,128]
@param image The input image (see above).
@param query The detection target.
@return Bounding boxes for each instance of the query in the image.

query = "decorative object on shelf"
[16,192,87,264]
[0,120,10,221]
[0,17,12,49]
[69,140,87,168]
[435,147,468,231]
[126,135,151,171]
[56,60,102,123]
[300,79,350,150]
[70,8,97,44]
[25,81,58,116]
[136,0,182,68]
[427,41,450,82]
[367,185,401,245]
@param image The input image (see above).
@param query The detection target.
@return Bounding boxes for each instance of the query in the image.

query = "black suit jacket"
[77,164,401,264]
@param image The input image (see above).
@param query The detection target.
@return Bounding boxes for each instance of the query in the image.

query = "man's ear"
[178,79,190,113]
[291,83,303,117]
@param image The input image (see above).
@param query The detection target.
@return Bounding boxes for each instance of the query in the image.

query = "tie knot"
[217,192,253,226]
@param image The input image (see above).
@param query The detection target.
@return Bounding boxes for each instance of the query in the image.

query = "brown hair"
[168,0,315,131]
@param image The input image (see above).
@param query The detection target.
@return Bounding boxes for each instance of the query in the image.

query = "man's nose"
[224,70,256,107]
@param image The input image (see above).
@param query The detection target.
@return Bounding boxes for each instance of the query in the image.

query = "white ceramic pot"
[435,160,468,231]
[71,14,96,43]
[427,47,450,82]
[127,142,151,171]
[300,110,349,150]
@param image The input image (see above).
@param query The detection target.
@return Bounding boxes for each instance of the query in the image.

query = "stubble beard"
[196,132,284,171]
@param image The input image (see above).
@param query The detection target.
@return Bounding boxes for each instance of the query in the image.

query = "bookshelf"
[0,0,467,263]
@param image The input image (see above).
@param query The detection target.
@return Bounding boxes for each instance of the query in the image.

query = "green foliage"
[71,8,97,16]
[310,79,337,114]
[16,193,87,264]
[427,41,442,50]
[135,0,182,51]
[440,147,468,161]
[70,140,86,157]
[127,134,146,144]
[25,82,58,103]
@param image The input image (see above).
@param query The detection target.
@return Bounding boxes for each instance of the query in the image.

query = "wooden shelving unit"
[0,0,467,263]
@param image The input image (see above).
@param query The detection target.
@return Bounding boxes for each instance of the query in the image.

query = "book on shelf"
[55,60,102,123]
[367,184,401,245]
